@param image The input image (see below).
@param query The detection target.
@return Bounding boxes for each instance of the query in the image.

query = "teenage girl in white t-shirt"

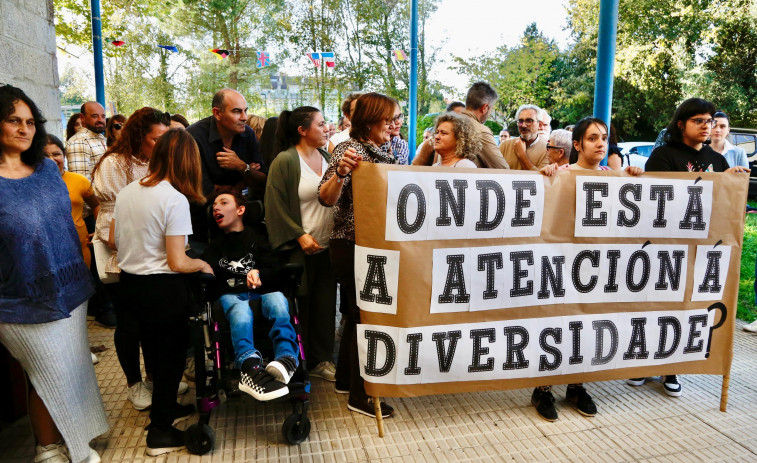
[114,129,213,457]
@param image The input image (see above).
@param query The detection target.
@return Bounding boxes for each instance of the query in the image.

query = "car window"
[638,145,653,157]
[733,134,756,156]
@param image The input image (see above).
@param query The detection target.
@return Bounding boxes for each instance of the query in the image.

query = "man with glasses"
[413,82,509,169]
[499,104,549,171]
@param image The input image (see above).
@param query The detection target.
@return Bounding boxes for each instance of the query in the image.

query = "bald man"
[66,101,107,183]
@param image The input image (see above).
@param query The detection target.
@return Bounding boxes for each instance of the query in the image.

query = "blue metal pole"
[593,0,619,165]
[91,0,105,107]
[408,0,419,160]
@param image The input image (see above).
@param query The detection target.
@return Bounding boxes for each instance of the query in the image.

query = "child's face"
[212,194,244,230]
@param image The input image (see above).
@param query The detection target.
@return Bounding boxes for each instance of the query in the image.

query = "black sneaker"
[663,375,682,397]
[145,426,185,456]
[172,403,195,426]
[566,385,597,417]
[347,397,394,418]
[531,387,558,421]
[266,356,297,385]
[240,368,289,401]
[334,381,349,394]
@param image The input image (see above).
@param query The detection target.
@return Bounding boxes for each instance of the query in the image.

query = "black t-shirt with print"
[645,141,730,173]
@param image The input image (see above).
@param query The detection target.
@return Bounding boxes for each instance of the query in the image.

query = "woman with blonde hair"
[431,112,480,168]
[247,114,266,140]
[114,129,212,456]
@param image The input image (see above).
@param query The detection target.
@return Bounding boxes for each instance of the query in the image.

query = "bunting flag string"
[393,49,408,61]
[256,51,270,68]
[306,51,336,68]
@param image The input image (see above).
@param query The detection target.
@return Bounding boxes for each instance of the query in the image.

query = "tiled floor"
[3,319,757,462]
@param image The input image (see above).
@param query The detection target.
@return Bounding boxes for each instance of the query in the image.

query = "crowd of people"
[0,79,751,462]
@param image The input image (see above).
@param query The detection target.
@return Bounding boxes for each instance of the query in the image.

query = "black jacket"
[646,141,729,173]
[201,227,282,297]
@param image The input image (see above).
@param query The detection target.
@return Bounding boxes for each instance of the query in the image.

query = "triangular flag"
[393,49,408,61]
[256,51,270,68]
[158,45,179,53]
[111,40,125,47]
[306,52,321,67]
[321,51,335,68]
[210,49,231,59]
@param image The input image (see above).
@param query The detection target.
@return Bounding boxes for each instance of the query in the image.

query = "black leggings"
[119,272,190,430]
[330,239,367,401]
[106,282,152,385]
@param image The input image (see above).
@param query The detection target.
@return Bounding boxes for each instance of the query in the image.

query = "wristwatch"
[243,163,251,174]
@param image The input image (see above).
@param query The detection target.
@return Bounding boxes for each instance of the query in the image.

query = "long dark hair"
[0,85,48,167]
[105,114,126,146]
[569,117,607,164]
[663,98,715,145]
[273,106,321,155]
[66,113,82,140]
[259,116,278,167]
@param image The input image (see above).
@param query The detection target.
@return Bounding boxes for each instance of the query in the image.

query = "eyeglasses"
[113,123,123,130]
[517,118,536,125]
[688,118,716,127]
[546,145,562,151]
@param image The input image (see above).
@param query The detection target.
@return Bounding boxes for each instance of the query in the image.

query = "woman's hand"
[297,233,323,255]
[726,166,750,174]
[624,166,644,176]
[540,163,559,177]
[247,269,261,289]
[200,261,214,275]
[337,147,361,176]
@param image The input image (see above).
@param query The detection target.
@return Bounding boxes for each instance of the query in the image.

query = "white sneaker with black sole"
[266,356,297,384]
[239,368,289,401]
[663,375,682,397]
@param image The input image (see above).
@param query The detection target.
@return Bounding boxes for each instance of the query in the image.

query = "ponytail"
[272,106,321,155]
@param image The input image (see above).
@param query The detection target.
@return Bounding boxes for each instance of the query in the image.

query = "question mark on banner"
[705,302,727,359]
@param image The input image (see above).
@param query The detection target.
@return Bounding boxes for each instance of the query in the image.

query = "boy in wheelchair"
[201,188,298,401]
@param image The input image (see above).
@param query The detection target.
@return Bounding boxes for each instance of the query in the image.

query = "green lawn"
[737,201,757,322]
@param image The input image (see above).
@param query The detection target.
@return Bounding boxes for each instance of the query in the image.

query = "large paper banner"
[352,165,747,398]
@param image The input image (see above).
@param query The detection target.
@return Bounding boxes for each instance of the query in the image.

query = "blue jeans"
[218,291,299,369]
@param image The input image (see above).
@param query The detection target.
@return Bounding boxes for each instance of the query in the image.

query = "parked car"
[618,142,655,169]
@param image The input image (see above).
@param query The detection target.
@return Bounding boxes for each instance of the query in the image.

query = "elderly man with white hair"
[499,104,549,170]
[538,108,552,139]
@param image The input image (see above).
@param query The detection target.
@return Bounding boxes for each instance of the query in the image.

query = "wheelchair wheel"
[185,422,215,455]
[282,413,311,444]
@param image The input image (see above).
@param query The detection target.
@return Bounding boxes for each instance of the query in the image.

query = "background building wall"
[0,0,62,136]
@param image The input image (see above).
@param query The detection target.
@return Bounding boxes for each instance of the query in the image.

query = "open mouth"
[214,212,224,224]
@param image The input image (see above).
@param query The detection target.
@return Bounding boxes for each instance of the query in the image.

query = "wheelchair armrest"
[190,272,216,283]
[280,263,304,290]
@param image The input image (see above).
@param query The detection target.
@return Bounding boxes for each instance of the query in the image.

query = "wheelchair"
[183,201,312,454]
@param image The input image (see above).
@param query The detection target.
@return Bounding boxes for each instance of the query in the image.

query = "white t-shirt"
[330,129,350,149]
[433,158,477,168]
[298,155,334,249]
[114,180,193,275]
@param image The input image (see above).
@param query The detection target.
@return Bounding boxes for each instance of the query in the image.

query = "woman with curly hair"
[431,112,480,168]
[91,108,184,411]
[105,114,126,147]
[0,85,108,463]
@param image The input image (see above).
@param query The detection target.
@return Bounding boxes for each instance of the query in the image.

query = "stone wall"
[0,0,62,136]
